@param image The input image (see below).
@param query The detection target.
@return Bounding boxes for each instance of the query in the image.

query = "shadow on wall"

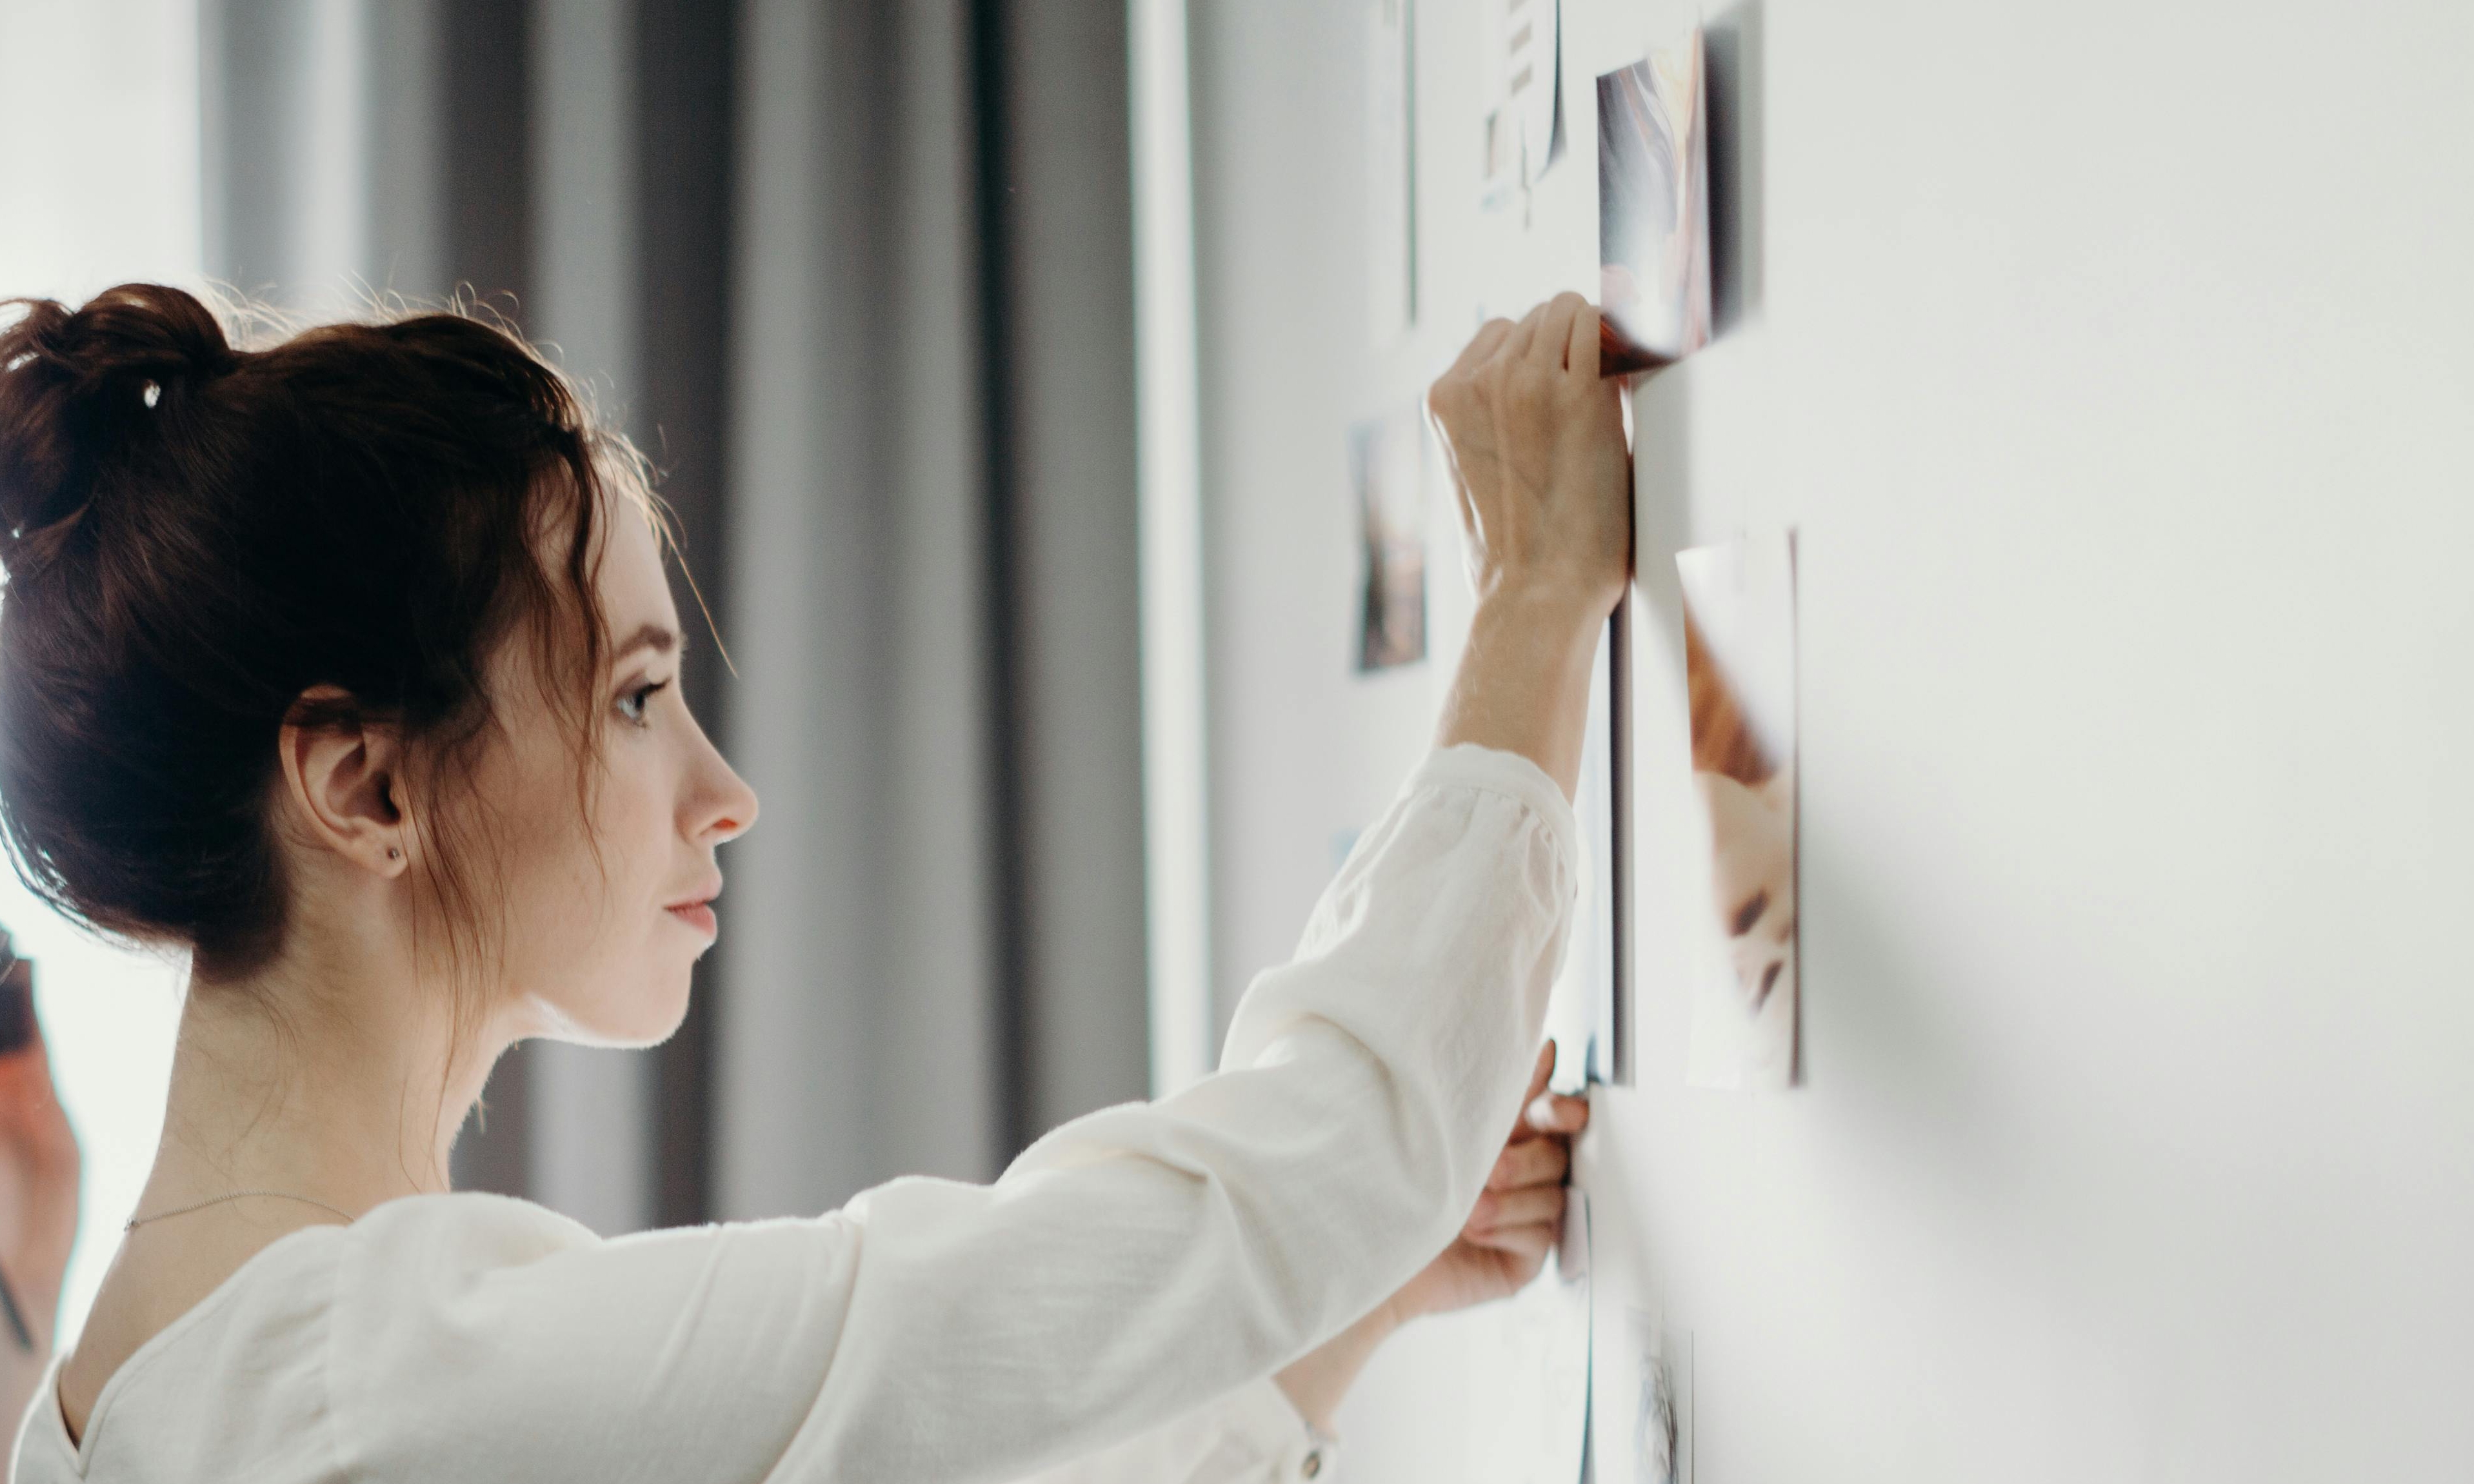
[1630,364,2010,1201]
[1628,366,1692,666]
[1703,0,1764,337]
[1799,824,2020,1199]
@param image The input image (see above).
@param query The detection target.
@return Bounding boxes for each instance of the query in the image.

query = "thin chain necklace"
[125,1191,359,1232]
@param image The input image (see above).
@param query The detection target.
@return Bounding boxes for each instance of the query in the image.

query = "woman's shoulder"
[40,1196,866,1483]
[324,1191,612,1338]
[323,1200,864,1479]
[344,1189,603,1265]
[30,1207,357,1478]
[23,1196,615,1481]
[107,1196,586,1381]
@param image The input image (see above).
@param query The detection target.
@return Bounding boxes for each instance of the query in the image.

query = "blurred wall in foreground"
[0,0,203,1356]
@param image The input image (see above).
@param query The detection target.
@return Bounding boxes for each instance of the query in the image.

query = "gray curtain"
[197,0,1152,1230]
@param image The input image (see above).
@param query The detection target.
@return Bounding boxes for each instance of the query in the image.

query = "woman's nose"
[702,760,758,844]
[688,719,759,844]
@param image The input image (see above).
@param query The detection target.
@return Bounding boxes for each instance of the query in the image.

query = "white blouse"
[12,744,1577,1484]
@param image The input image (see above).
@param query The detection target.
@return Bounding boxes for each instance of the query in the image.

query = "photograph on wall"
[1479,0,1563,212]
[1480,97,1517,212]
[1597,28,1711,375]
[1678,532,1797,1090]
[1593,1307,1691,1484]
[1348,406,1428,671]
[1364,0,1416,342]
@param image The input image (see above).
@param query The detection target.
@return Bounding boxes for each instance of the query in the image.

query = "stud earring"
[387,847,401,860]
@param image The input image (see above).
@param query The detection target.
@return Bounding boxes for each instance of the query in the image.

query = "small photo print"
[1678,531,1797,1090]
[1350,407,1428,671]
[1597,28,1711,375]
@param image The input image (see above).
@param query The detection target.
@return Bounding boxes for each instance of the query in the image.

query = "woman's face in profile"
[457,499,759,1049]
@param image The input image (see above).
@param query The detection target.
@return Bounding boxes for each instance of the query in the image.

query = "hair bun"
[5,282,234,399]
[0,283,235,545]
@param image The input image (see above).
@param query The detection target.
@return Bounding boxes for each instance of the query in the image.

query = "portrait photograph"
[1678,532,1797,1089]
[1597,28,1711,375]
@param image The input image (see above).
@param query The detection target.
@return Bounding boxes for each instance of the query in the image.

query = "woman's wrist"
[1469,573,1617,637]
[1273,1298,1408,1437]
[1436,581,1613,800]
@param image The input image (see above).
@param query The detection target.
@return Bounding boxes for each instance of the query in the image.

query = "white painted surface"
[0,0,203,1351]
[1186,0,2474,1476]
[1130,0,1217,1096]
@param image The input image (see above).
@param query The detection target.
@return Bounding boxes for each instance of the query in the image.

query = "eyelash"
[617,679,670,727]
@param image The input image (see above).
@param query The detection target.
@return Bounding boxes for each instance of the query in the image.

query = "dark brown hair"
[0,282,648,996]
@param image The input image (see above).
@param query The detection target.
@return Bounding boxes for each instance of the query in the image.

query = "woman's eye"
[617,679,670,725]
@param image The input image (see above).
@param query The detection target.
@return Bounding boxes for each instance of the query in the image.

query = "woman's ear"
[277,685,410,878]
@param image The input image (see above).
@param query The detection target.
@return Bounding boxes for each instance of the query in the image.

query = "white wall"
[1188,1,2474,1478]
[0,0,203,1352]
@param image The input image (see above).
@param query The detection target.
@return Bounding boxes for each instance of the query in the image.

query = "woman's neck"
[143,938,503,1222]
[61,935,512,1439]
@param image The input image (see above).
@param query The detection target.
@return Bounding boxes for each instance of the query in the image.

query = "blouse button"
[1301,1449,1323,1478]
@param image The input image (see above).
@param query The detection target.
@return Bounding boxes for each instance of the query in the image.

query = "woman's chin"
[539,976,693,1050]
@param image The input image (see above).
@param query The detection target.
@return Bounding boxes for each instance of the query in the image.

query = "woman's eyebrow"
[611,622,680,663]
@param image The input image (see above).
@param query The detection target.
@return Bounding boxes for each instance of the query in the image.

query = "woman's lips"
[666,902,717,936]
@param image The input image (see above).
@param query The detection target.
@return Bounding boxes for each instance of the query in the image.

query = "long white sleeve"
[1004,1379,1333,1484]
[14,744,1576,1484]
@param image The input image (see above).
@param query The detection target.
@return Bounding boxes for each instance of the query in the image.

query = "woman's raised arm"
[311,299,1630,1484]
[1429,293,1633,798]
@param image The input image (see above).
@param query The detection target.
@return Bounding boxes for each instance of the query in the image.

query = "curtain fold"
[719,0,1009,1214]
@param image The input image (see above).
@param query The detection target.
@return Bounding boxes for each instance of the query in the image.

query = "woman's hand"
[1387,1042,1589,1323]
[1274,1043,1591,1434]
[1428,295,1633,798]
[1427,293,1631,620]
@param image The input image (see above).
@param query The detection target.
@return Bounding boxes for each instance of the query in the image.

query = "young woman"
[0,282,1630,1482]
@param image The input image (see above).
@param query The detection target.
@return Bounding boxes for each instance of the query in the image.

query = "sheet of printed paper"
[1510,0,1562,186]
[1677,532,1798,1090]
[1480,0,1562,212]
[1477,0,1517,211]
[1593,1306,1691,1484]
[1597,28,1712,374]
[1364,0,1415,342]
[1347,406,1428,672]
